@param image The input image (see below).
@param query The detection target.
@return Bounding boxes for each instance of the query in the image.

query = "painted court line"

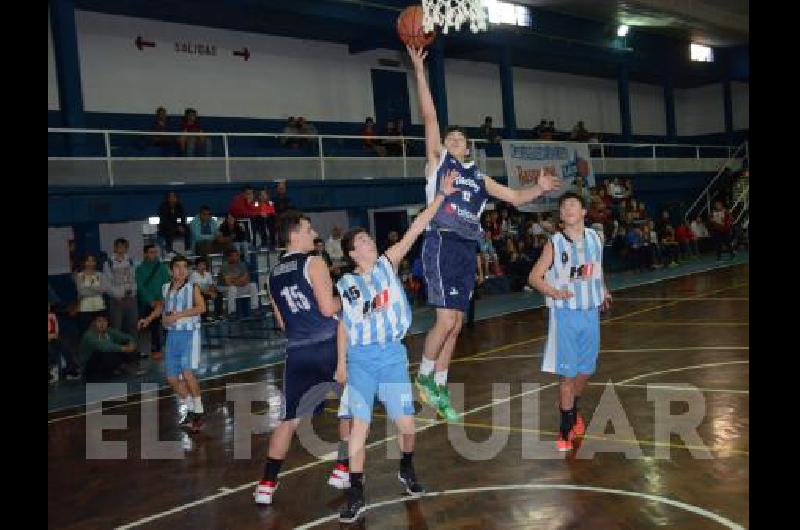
[618,361,750,385]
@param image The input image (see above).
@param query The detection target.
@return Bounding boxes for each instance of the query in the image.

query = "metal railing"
[731,183,749,226]
[684,140,748,221]
[48,128,741,187]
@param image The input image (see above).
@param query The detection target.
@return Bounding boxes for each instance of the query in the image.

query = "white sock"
[434,370,448,387]
[419,357,435,377]
[184,396,194,411]
[193,396,204,414]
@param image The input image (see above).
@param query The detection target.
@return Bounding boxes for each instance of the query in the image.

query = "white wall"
[513,68,620,133]
[445,59,503,127]
[630,82,665,136]
[48,11,59,110]
[731,81,749,130]
[675,83,725,135]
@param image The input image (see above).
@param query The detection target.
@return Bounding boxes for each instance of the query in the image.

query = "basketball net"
[422,0,489,34]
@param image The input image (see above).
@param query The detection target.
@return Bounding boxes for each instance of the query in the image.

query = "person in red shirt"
[228,186,261,247]
[177,108,211,156]
[710,200,735,260]
[253,188,277,249]
[674,220,698,259]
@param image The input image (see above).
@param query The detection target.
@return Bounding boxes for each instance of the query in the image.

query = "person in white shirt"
[690,216,710,252]
[190,257,222,321]
[326,226,345,264]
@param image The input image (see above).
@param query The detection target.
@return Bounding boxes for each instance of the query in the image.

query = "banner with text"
[502,141,595,213]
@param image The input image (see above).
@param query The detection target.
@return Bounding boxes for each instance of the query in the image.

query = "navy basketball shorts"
[282,337,343,420]
[422,229,477,312]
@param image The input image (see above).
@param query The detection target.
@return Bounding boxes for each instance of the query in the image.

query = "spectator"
[655,210,672,240]
[608,178,627,200]
[625,225,646,272]
[313,237,334,272]
[228,185,260,245]
[598,186,613,209]
[502,238,528,290]
[152,106,174,154]
[675,220,699,259]
[384,119,405,156]
[569,120,590,142]
[527,213,544,237]
[188,205,224,255]
[177,108,211,156]
[661,225,681,267]
[103,238,139,341]
[690,216,711,252]
[190,256,223,322]
[295,117,318,149]
[273,183,294,247]
[135,244,170,359]
[643,220,663,268]
[218,248,260,318]
[157,191,187,255]
[68,239,80,273]
[253,188,276,249]
[49,302,80,382]
[74,254,110,336]
[533,119,547,139]
[326,226,345,263]
[622,178,633,199]
[219,213,251,258]
[479,116,501,144]
[709,200,735,260]
[478,231,499,277]
[540,212,556,234]
[78,313,139,380]
[280,117,302,148]
[362,117,387,156]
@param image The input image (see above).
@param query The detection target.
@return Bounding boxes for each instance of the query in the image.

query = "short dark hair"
[143,244,157,253]
[444,125,468,140]
[199,205,211,213]
[169,254,189,270]
[113,238,128,247]
[558,192,586,209]
[341,227,370,268]
[314,238,324,245]
[242,185,253,192]
[280,211,311,246]
[226,247,240,257]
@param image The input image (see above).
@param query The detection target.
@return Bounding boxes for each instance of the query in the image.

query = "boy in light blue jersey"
[335,171,457,524]
[528,192,612,452]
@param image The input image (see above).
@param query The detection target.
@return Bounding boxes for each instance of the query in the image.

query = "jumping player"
[527,192,612,451]
[138,255,207,431]
[407,45,561,420]
[336,170,457,523]
[254,212,352,505]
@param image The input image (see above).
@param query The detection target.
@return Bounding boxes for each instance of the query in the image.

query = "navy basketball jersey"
[268,252,337,344]
[426,149,489,241]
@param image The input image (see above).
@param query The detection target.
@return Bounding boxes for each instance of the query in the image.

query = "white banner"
[502,141,595,213]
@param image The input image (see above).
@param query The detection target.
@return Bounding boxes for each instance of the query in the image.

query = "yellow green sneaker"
[415,373,439,408]
[435,385,461,422]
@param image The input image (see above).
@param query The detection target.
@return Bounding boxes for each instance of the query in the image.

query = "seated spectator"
[49,302,80,382]
[157,191,187,255]
[502,238,529,290]
[599,186,613,209]
[690,215,711,252]
[590,222,606,246]
[607,178,627,201]
[326,226,345,264]
[151,106,174,154]
[189,205,225,255]
[587,199,609,226]
[675,220,699,259]
[643,220,663,268]
[710,200,735,260]
[279,116,302,148]
[78,313,139,380]
[313,237,339,279]
[625,226,646,272]
[569,120,591,142]
[135,244,170,360]
[177,108,211,156]
[384,119,404,156]
[218,248,260,318]
[622,178,633,199]
[479,116,501,144]
[540,212,556,234]
[219,213,251,257]
[478,232,500,277]
[228,185,260,244]
[655,210,672,240]
[273,182,294,248]
[295,117,318,149]
[103,238,139,340]
[74,254,110,336]
[190,257,223,322]
[362,117,387,156]
[253,188,276,249]
[661,225,681,267]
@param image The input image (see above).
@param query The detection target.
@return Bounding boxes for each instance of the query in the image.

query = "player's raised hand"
[551,288,574,300]
[406,44,428,70]
[537,170,562,193]
[441,169,459,196]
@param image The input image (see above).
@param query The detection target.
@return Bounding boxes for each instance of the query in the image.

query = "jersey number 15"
[280,285,311,313]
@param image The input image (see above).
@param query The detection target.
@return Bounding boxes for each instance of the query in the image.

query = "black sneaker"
[189,412,206,432]
[339,487,366,523]
[398,466,426,497]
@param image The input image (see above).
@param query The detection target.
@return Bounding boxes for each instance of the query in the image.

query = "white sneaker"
[327,463,351,490]
[254,480,278,505]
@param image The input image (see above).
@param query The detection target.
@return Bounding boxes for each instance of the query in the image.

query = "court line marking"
[618,361,750,385]
[601,383,749,394]
[293,484,746,530]
[603,322,748,326]
[115,357,749,528]
[613,297,748,301]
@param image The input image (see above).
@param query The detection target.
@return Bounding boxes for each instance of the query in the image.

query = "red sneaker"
[327,463,350,490]
[573,414,586,437]
[556,434,573,452]
[254,480,278,505]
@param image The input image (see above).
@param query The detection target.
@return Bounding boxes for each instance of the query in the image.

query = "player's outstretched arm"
[308,257,342,317]
[484,172,562,207]
[336,318,347,384]
[527,241,573,300]
[407,45,441,168]
[385,169,457,269]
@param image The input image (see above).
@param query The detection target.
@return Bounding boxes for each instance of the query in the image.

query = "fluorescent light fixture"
[690,43,714,62]
[148,216,160,225]
[617,25,629,37]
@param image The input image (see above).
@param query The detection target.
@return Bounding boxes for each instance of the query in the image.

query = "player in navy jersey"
[528,192,612,451]
[335,171,457,523]
[254,212,351,505]
[407,45,562,421]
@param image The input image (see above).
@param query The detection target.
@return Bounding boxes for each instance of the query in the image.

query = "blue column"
[428,38,448,131]
[723,78,733,134]
[663,75,676,140]
[499,47,516,139]
[617,64,632,140]
[50,0,85,130]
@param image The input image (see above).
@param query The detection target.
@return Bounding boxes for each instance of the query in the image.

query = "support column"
[617,63,632,141]
[499,47,516,139]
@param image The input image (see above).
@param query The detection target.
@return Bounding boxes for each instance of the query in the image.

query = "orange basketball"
[397,5,436,48]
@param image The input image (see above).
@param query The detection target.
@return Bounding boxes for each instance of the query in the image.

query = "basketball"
[397,5,436,48]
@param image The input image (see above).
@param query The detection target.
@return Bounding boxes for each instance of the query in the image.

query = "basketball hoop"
[421,0,489,35]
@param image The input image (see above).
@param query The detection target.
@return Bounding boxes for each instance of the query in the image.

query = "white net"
[422,0,489,34]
